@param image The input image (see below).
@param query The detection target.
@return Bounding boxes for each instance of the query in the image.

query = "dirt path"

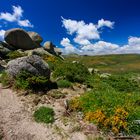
[0,84,62,140]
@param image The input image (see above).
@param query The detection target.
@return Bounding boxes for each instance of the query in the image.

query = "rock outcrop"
[28,31,43,45]
[6,55,51,78]
[4,28,39,50]
[25,48,53,56]
[0,28,62,59]
[43,41,62,56]
[0,41,12,58]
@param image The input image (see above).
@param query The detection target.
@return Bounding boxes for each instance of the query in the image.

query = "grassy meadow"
[65,54,140,74]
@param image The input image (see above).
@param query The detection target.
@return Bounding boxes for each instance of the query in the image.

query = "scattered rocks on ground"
[6,55,51,78]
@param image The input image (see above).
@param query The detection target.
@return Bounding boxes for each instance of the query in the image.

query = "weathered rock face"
[54,48,62,55]
[44,41,55,51]
[43,41,62,56]
[0,41,12,58]
[0,65,5,72]
[0,41,15,51]
[4,28,39,50]
[28,31,43,45]
[25,47,53,56]
[6,55,51,78]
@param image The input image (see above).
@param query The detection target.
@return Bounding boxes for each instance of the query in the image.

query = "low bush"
[57,80,72,88]
[53,62,90,83]
[33,106,55,124]
[14,71,50,90]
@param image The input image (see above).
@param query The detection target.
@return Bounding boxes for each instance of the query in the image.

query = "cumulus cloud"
[0,5,33,27]
[81,41,119,55]
[0,29,5,40]
[115,37,140,54]
[97,19,114,29]
[60,37,72,47]
[60,37,82,54]
[62,17,100,45]
[61,18,140,55]
[82,37,140,55]
[60,36,140,55]
[61,17,114,46]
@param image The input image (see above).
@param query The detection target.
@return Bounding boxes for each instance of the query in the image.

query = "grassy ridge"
[65,54,140,73]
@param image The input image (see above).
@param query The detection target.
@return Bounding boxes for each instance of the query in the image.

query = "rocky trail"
[0,84,63,140]
[0,84,98,140]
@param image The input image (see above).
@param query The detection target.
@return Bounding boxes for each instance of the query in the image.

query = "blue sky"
[0,0,140,55]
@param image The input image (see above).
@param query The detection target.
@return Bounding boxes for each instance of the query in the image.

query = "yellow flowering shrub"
[84,110,106,123]
[110,108,128,134]
[43,55,56,63]
[84,108,128,134]
[69,97,83,111]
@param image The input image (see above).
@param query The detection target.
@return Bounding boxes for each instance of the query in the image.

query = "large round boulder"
[6,55,51,78]
[4,28,39,50]
[28,31,43,45]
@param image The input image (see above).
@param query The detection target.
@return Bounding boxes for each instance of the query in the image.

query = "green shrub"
[33,106,55,124]
[15,71,50,90]
[102,74,140,92]
[53,62,90,83]
[7,51,26,59]
[0,71,12,86]
[128,121,140,135]
[69,85,140,135]
[57,80,72,88]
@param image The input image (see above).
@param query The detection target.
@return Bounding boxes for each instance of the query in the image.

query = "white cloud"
[81,41,119,55]
[128,36,140,46]
[60,37,78,54]
[0,29,5,40]
[115,37,140,54]
[61,18,140,55]
[97,19,114,29]
[62,17,114,46]
[62,17,100,45]
[0,5,33,27]
[60,37,72,47]
[61,36,140,55]
[18,19,33,27]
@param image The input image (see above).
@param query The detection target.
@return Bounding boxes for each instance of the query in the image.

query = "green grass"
[64,54,140,74]
[70,73,140,135]
[33,106,55,124]
[6,51,26,59]
[57,80,72,88]
[53,61,90,83]
[0,71,12,86]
